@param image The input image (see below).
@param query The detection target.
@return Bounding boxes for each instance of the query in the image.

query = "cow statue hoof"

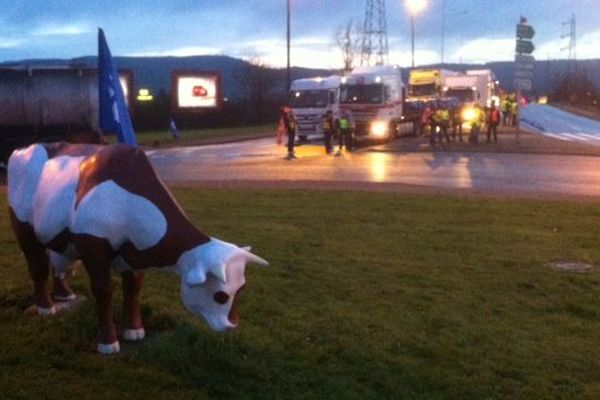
[122,328,146,341]
[36,305,57,316]
[97,341,121,355]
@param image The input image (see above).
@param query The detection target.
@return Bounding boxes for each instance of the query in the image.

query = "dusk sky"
[1,0,598,68]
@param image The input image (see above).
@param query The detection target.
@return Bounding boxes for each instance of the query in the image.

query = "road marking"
[539,132,572,141]
[561,132,590,141]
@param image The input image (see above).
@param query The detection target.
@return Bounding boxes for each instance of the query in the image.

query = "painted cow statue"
[7,143,268,354]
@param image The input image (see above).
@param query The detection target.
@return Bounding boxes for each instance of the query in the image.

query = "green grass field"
[2,188,600,399]
[105,124,275,147]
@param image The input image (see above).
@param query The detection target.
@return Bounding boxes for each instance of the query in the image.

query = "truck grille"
[343,108,377,136]
[295,113,320,135]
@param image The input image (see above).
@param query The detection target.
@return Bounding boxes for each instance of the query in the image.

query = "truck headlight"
[462,108,476,122]
[370,121,388,137]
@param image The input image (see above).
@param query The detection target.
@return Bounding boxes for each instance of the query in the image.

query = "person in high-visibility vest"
[468,105,485,144]
[335,109,355,155]
[501,95,511,126]
[486,101,501,143]
[452,104,464,142]
[436,105,451,143]
[321,110,335,154]
[510,100,519,127]
[281,107,298,160]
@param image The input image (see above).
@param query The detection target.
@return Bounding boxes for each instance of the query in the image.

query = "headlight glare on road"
[370,121,388,138]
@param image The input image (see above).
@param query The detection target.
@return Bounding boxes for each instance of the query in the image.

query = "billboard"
[171,70,222,113]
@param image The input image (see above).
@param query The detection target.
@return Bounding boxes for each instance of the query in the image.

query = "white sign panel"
[514,70,534,79]
[177,76,218,108]
[514,78,532,91]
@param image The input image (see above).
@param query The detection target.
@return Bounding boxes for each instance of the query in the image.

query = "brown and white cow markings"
[8,142,268,354]
[71,143,211,268]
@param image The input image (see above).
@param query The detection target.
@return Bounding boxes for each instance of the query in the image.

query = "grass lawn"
[104,124,276,147]
[2,188,600,399]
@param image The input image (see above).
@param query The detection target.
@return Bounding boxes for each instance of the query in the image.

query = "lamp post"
[441,0,467,65]
[405,0,427,69]
[286,0,291,93]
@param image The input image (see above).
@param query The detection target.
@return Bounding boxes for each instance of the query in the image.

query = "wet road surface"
[146,137,600,198]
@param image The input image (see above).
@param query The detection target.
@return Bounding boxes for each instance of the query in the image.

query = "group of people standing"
[500,92,520,127]
[419,100,503,146]
[278,107,355,160]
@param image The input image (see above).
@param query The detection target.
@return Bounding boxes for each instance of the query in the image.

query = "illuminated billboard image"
[171,70,222,113]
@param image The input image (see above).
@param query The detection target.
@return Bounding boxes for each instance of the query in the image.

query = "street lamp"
[405,0,427,69]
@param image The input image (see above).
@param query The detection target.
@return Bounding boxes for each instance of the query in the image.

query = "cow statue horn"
[244,250,269,266]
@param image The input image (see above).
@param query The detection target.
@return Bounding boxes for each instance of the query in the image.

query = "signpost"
[514,17,536,143]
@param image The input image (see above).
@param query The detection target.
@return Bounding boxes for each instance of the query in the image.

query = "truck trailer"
[0,64,133,164]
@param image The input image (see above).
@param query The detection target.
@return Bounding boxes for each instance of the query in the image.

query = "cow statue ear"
[185,265,207,287]
[209,262,228,284]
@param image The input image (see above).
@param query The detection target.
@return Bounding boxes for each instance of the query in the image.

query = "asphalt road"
[146,136,600,199]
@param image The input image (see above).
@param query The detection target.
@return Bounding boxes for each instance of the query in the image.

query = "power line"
[360,0,389,66]
[561,13,576,71]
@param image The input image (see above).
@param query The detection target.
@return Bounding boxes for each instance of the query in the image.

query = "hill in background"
[3,56,600,98]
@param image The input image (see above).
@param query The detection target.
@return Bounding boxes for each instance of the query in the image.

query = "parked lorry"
[466,69,498,107]
[0,64,133,164]
[442,74,480,105]
[339,65,414,141]
[289,75,340,141]
[408,68,460,100]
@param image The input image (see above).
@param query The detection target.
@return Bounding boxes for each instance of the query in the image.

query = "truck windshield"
[340,84,382,104]
[445,89,475,102]
[289,90,329,108]
[409,84,437,98]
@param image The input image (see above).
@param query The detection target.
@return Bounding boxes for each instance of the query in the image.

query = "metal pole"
[441,0,445,65]
[411,14,415,69]
[286,0,291,92]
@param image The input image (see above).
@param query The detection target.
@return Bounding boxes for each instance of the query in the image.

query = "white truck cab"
[289,75,341,141]
[339,65,413,141]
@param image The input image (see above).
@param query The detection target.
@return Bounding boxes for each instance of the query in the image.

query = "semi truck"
[442,74,480,105]
[289,75,340,141]
[339,65,413,142]
[442,70,498,108]
[466,69,498,107]
[0,64,133,164]
[408,68,460,100]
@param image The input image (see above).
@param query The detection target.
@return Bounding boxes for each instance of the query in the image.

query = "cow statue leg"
[48,250,77,302]
[121,271,146,341]
[76,236,120,354]
[9,209,56,315]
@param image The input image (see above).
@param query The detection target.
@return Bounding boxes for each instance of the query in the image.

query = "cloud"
[127,46,223,57]
[0,37,23,49]
[451,37,515,64]
[31,24,90,36]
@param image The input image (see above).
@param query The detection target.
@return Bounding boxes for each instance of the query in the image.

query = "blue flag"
[98,28,137,146]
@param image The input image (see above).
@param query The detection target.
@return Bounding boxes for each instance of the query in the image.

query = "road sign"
[516,39,535,54]
[514,78,532,91]
[516,24,535,39]
[515,55,535,64]
[514,70,534,79]
[515,63,535,70]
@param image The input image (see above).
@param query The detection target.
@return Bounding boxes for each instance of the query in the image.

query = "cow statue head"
[176,238,268,331]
